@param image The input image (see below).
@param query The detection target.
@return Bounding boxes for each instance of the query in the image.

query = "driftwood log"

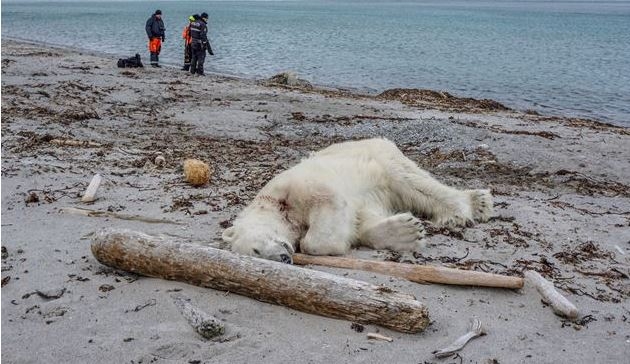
[91,229,430,333]
[293,254,524,289]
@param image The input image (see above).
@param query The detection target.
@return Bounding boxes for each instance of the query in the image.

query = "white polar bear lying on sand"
[223,138,493,263]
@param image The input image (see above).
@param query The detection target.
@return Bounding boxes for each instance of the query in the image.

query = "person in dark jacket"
[145,9,166,68]
[181,14,199,71]
[189,12,214,76]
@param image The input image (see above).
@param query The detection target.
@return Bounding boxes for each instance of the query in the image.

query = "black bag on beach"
[117,54,144,68]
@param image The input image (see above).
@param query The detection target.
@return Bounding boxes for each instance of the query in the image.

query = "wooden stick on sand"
[292,254,523,289]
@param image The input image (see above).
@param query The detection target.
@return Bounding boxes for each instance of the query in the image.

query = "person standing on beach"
[190,12,214,76]
[145,9,166,68]
[181,14,199,71]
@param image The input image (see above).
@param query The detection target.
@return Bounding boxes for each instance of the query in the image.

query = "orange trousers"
[148,38,162,54]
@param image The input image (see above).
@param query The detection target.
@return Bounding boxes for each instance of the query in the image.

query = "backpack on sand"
[117,54,144,68]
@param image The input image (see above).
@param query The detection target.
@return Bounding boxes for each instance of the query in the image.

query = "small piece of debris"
[351,322,365,333]
[366,332,393,342]
[36,288,66,300]
[123,337,134,342]
[98,284,115,292]
[126,299,157,313]
[25,192,39,204]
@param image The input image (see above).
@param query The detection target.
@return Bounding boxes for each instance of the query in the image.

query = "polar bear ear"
[222,226,236,244]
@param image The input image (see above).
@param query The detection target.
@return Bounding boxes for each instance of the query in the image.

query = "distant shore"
[2,39,629,364]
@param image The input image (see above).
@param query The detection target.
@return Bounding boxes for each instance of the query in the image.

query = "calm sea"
[2,0,630,125]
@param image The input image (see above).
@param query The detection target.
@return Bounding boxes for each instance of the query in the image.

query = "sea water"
[2,0,630,125]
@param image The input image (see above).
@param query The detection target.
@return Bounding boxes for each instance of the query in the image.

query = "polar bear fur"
[223,138,493,263]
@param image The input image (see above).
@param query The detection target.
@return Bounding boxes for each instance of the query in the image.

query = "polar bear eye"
[252,248,261,256]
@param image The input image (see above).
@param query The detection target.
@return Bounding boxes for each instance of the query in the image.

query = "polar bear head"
[222,202,296,263]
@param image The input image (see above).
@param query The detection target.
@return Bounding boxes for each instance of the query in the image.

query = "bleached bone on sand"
[171,294,225,339]
[91,229,430,334]
[292,254,523,289]
[81,174,102,203]
[524,270,578,319]
[433,318,485,358]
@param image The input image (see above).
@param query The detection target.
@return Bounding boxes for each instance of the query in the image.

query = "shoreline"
[5,36,627,128]
[2,39,629,363]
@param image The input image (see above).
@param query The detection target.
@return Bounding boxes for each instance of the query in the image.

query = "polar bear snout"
[250,241,294,264]
[224,225,295,263]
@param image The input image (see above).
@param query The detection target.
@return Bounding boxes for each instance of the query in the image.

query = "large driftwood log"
[91,229,430,333]
[293,254,523,289]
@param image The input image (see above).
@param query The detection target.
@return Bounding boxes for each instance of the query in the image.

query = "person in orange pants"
[145,9,165,67]
[181,14,198,71]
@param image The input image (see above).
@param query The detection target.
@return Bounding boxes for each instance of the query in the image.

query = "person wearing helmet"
[145,10,166,68]
[189,12,214,76]
[181,14,199,71]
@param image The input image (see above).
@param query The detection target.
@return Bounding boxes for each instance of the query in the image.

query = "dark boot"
[150,52,160,67]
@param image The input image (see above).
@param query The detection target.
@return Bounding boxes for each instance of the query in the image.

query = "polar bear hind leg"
[389,155,494,227]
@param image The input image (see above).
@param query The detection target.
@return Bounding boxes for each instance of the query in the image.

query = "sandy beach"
[1,40,629,363]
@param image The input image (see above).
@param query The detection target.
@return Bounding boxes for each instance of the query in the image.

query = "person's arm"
[202,24,213,54]
[201,24,209,43]
[145,18,153,39]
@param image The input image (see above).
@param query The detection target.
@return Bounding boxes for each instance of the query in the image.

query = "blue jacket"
[145,15,165,40]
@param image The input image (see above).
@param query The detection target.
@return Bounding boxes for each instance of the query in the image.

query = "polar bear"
[222,138,493,263]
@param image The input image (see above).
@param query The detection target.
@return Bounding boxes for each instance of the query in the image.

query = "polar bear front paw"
[468,189,493,223]
[360,213,426,252]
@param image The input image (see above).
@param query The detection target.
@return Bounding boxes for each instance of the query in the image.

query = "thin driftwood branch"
[292,254,523,289]
[61,207,183,225]
[171,294,225,339]
[50,138,102,148]
[524,270,578,319]
[91,229,430,333]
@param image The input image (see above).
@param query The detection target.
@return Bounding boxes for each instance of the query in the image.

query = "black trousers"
[190,42,206,75]
[183,43,192,69]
